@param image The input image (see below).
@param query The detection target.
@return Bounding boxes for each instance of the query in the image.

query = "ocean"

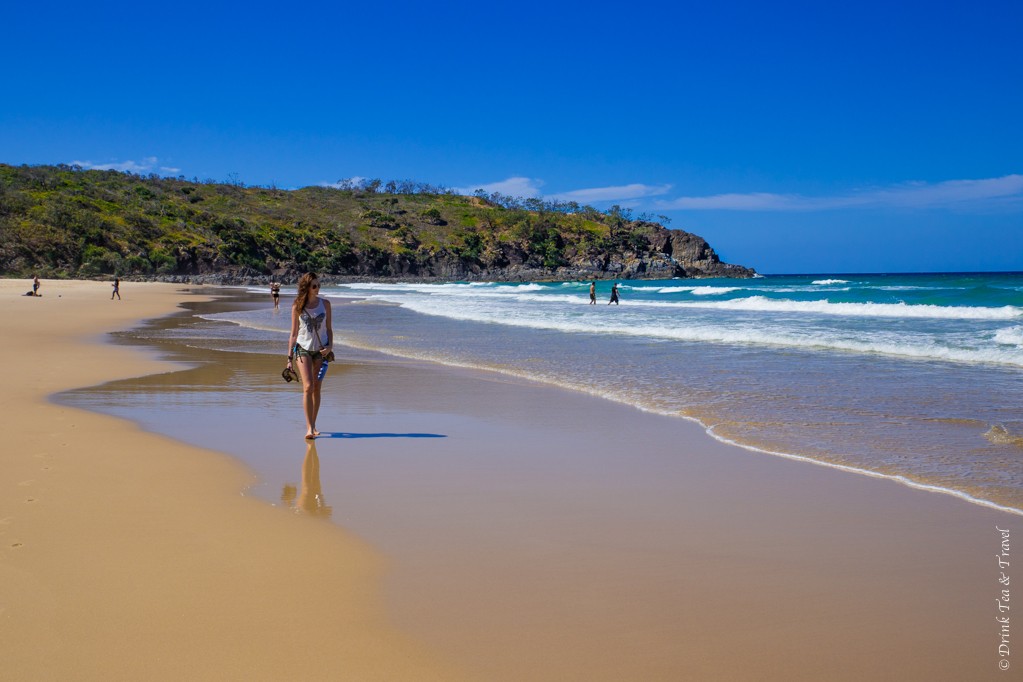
[77,272,1023,514]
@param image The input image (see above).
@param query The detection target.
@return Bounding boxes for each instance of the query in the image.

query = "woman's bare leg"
[311,369,323,436]
[296,356,321,438]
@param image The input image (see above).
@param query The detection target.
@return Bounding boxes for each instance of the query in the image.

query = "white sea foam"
[812,279,850,285]
[742,286,851,293]
[377,297,1023,367]
[864,285,965,292]
[994,326,1023,347]
[665,296,1022,320]
[339,285,1020,320]
[651,286,739,295]
[651,286,692,294]
[492,293,1018,320]
[341,282,488,293]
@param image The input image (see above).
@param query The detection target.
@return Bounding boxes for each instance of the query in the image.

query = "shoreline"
[0,280,461,680]
[334,336,1023,517]
[60,285,1020,680]
[706,425,1023,516]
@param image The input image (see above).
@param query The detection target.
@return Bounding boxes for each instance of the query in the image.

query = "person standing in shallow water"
[589,281,596,304]
[608,282,620,305]
[286,273,333,439]
[270,281,281,310]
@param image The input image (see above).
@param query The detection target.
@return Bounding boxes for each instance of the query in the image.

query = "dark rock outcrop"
[658,227,756,278]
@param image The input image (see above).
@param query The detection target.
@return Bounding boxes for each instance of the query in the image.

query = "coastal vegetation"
[0,163,755,282]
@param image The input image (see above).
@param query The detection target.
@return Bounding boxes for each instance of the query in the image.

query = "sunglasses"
[311,283,320,289]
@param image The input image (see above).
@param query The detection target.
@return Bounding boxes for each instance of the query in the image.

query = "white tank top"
[296,298,328,351]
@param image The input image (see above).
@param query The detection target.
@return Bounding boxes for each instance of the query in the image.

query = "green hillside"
[0,164,755,282]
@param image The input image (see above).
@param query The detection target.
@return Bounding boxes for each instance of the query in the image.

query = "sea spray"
[985,425,1023,448]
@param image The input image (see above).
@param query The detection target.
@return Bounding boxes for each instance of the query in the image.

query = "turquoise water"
[172,273,1023,512]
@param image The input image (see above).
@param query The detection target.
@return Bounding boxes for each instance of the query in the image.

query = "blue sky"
[2,1,1020,274]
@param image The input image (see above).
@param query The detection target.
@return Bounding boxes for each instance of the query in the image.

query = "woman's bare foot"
[305,430,316,440]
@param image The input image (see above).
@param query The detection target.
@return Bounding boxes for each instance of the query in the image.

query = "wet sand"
[0,280,461,680]
[59,289,1020,680]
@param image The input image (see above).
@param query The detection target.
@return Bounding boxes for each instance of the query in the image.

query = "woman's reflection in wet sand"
[280,441,333,519]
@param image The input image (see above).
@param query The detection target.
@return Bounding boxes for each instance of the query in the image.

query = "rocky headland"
[0,164,755,283]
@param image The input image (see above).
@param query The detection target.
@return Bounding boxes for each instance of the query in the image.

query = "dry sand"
[0,280,462,681]
[2,279,1019,681]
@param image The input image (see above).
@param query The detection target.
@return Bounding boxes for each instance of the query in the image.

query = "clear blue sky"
[2,0,1020,274]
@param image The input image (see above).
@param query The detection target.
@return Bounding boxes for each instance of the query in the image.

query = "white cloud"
[859,175,1023,208]
[160,166,181,174]
[658,175,1023,212]
[659,192,810,210]
[452,177,674,205]
[319,176,367,189]
[549,183,673,203]
[70,156,160,173]
[452,176,545,197]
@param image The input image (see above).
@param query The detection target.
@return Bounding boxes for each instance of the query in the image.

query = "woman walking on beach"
[286,273,333,439]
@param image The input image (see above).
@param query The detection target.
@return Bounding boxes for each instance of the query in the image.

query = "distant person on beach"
[111,277,120,300]
[608,282,620,305]
[589,281,596,305]
[270,281,281,309]
[32,275,40,297]
[286,272,333,439]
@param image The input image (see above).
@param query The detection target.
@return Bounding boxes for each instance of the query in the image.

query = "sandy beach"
[3,280,1019,680]
[0,280,461,680]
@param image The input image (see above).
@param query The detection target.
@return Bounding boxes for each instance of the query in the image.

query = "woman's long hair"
[292,272,319,313]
